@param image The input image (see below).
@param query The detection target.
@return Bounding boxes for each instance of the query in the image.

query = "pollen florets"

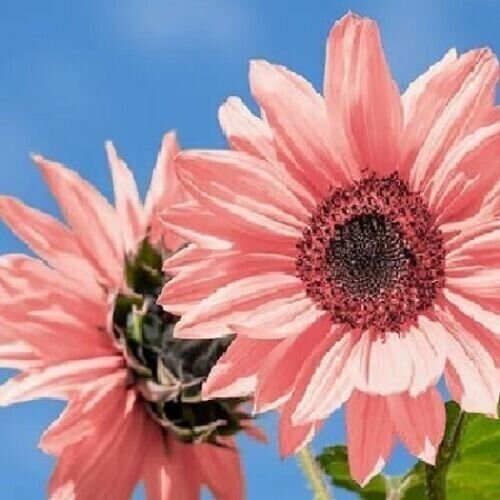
[296,172,445,334]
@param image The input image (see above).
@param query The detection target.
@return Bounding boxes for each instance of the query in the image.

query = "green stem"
[296,446,333,500]
[424,410,468,500]
[424,464,447,500]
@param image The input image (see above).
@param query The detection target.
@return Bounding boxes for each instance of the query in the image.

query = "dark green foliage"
[317,402,500,499]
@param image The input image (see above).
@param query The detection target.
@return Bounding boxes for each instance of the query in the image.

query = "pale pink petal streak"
[48,389,146,500]
[249,59,348,205]
[346,391,394,486]
[176,149,308,231]
[33,155,125,288]
[173,273,310,339]
[106,141,145,254]
[202,337,280,399]
[386,387,445,464]
[145,132,185,250]
[0,356,123,406]
[254,314,332,413]
[195,439,244,500]
[324,13,402,178]
[218,96,277,162]
[407,49,498,191]
[435,299,498,415]
[0,197,100,291]
[349,321,446,397]
[160,250,295,315]
[293,327,353,424]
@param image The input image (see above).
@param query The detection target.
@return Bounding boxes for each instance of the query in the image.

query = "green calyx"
[112,239,251,445]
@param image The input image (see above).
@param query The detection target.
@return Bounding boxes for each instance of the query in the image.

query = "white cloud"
[111,0,255,52]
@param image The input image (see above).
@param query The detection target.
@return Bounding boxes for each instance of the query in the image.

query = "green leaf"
[420,402,500,500]
[317,446,387,499]
[317,402,500,499]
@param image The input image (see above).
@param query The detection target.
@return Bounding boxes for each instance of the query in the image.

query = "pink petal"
[407,49,498,192]
[142,428,202,500]
[195,438,244,500]
[386,387,445,464]
[229,295,327,340]
[0,197,101,292]
[400,48,460,180]
[482,105,500,127]
[0,338,39,370]
[446,220,500,279]
[144,132,185,250]
[427,121,500,224]
[50,482,75,500]
[219,96,317,210]
[442,291,500,370]
[34,155,125,288]
[278,324,342,454]
[444,215,500,256]
[444,362,464,408]
[202,337,280,399]
[346,391,394,486]
[0,290,114,362]
[445,219,500,320]
[401,49,457,130]
[349,319,447,397]
[0,254,106,318]
[142,438,174,500]
[218,96,276,162]
[0,356,124,405]
[242,422,268,444]
[250,59,349,204]
[160,201,233,250]
[161,244,208,274]
[42,402,100,457]
[160,201,298,255]
[176,149,307,232]
[444,287,500,338]
[0,253,70,292]
[435,299,498,415]
[292,328,353,424]
[49,389,146,500]
[40,373,125,455]
[173,273,306,339]
[159,250,295,315]
[324,13,402,178]
[478,179,500,218]
[106,141,145,254]
[278,338,328,455]
[254,315,331,413]
[278,406,318,457]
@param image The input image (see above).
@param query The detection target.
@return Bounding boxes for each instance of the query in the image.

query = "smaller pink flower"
[0,133,256,499]
[159,13,500,485]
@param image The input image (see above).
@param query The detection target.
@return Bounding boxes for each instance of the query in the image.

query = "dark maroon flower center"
[296,172,445,334]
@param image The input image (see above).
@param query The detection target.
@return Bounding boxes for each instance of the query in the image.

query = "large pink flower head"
[0,133,255,499]
[159,13,500,485]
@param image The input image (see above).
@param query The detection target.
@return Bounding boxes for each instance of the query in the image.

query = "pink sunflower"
[158,13,500,485]
[0,133,255,499]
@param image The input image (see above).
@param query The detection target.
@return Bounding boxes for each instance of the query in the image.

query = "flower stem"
[296,446,333,500]
[424,410,468,500]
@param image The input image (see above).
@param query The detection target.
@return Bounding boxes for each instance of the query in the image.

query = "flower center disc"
[113,240,248,444]
[296,173,445,333]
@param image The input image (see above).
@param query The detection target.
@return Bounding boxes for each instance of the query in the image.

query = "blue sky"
[0,1,498,499]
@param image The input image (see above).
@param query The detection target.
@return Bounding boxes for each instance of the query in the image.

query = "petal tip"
[418,439,437,465]
[356,456,386,487]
